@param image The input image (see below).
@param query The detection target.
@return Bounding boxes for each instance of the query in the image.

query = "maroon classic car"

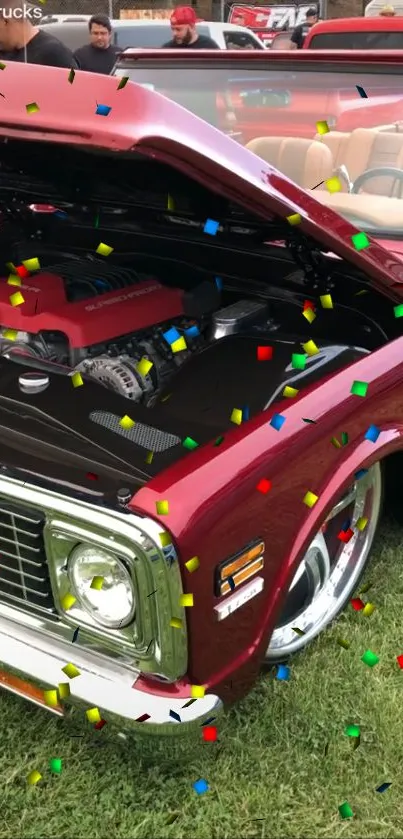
[0,61,402,735]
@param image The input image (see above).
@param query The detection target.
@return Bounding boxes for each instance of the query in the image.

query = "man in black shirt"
[162,6,219,49]
[74,14,120,74]
[0,0,76,66]
[290,8,318,49]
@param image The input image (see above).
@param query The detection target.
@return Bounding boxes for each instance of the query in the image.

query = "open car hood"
[0,62,402,294]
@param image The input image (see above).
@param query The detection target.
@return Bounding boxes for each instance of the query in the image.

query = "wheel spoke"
[325,487,356,522]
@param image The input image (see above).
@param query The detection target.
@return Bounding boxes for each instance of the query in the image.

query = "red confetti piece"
[86,472,98,481]
[257,346,273,361]
[256,478,272,494]
[94,718,107,730]
[202,725,218,742]
[397,654,403,669]
[303,300,315,311]
[338,528,354,543]
[351,598,365,611]
[16,265,30,278]
[135,713,151,723]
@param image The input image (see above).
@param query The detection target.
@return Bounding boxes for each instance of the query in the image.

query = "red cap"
[170,5,197,25]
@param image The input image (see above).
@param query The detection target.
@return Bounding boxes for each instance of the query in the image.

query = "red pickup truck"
[302,15,403,49]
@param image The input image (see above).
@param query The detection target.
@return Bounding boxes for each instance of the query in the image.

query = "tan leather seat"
[318,127,403,196]
[314,131,350,171]
[246,136,334,189]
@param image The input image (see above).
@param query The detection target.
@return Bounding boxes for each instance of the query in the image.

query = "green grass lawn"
[2,515,403,839]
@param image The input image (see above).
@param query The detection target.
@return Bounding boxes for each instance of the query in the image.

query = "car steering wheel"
[352,166,403,196]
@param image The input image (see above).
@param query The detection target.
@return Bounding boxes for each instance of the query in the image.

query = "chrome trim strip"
[214,576,265,621]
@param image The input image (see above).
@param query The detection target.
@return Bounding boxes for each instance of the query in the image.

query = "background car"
[302,15,403,49]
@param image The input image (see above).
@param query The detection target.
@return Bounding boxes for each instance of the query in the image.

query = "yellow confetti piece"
[191,684,205,698]
[58,682,71,699]
[302,340,319,356]
[136,357,153,377]
[325,176,342,194]
[26,102,39,114]
[7,274,21,286]
[185,556,200,573]
[355,516,368,531]
[2,328,17,341]
[145,451,154,464]
[6,262,17,273]
[27,770,42,785]
[171,336,187,353]
[180,593,194,607]
[286,213,301,226]
[363,602,376,616]
[60,592,76,610]
[22,257,40,272]
[90,576,104,591]
[303,308,316,324]
[119,414,135,430]
[167,194,175,210]
[159,531,172,547]
[62,662,81,679]
[70,372,83,388]
[303,491,319,508]
[43,689,59,707]
[96,242,114,257]
[283,386,299,398]
[316,120,329,135]
[320,294,333,309]
[230,408,243,425]
[86,707,101,723]
[170,617,183,629]
[156,500,169,515]
[9,291,24,307]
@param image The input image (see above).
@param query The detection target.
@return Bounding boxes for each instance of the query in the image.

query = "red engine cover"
[0,274,184,348]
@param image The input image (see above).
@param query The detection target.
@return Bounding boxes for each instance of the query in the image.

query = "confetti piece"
[49,758,62,774]
[286,213,301,226]
[165,813,180,825]
[185,324,200,338]
[338,528,354,543]
[351,231,370,251]
[60,592,76,610]
[228,576,235,591]
[316,120,329,135]
[303,491,318,508]
[7,275,21,286]
[95,103,112,116]
[90,576,104,591]
[167,194,175,211]
[292,626,306,636]
[169,709,181,722]
[70,372,83,388]
[361,649,379,667]
[71,627,79,644]
[302,340,319,356]
[351,380,368,397]
[2,328,17,341]
[256,478,272,494]
[356,85,368,98]
[338,801,353,820]
[27,770,42,785]
[283,386,299,398]
[117,76,129,90]
[163,327,180,345]
[242,405,250,421]
[62,663,81,679]
[185,556,200,573]
[358,580,372,594]
[355,468,368,480]
[0,62,5,70]
[171,336,187,353]
[135,713,151,723]
[26,102,39,114]
[230,408,243,425]
[292,353,306,370]
[9,291,24,306]
[136,357,153,377]
[303,300,315,311]
[156,500,169,515]
[86,707,101,723]
[394,303,403,318]
[193,778,209,795]
[325,176,341,194]
[363,602,376,616]
[270,413,286,431]
[159,531,172,548]
[376,782,391,793]
[352,735,361,750]
[119,414,135,430]
[351,598,365,611]
[180,593,194,607]
[145,451,154,464]
[345,724,360,737]
[303,307,316,324]
[337,638,350,649]
[58,683,70,699]
[341,432,349,446]
[331,437,342,449]
[215,276,223,291]
[276,664,290,681]
[397,654,403,668]
[191,684,205,698]
[302,417,316,424]
[257,345,273,360]
[203,218,219,236]
[44,689,59,707]
[182,436,199,450]
[170,618,183,629]
[22,257,40,272]
[96,242,113,256]
[16,264,29,278]
[203,726,217,742]
[365,424,380,443]
[214,435,225,446]
[94,718,107,730]
[68,68,75,84]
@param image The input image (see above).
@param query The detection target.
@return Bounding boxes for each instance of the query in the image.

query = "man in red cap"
[162,6,220,48]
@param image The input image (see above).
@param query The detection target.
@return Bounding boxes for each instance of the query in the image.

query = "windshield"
[309,30,403,48]
[114,61,403,238]
[114,24,211,49]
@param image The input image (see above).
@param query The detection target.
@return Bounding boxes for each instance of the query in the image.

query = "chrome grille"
[0,501,55,613]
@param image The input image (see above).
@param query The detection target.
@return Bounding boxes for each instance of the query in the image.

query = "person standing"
[289,8,319,49]
[0,0,77,66]
[74,14,120,74]
[162,7,220,48]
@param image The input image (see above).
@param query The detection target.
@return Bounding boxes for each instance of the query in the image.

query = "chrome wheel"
[266,463,383,661]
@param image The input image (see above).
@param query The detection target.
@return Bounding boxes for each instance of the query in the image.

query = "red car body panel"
[304,15,403,49]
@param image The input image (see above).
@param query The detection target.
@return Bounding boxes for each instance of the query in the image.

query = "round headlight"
[67,543,135,628]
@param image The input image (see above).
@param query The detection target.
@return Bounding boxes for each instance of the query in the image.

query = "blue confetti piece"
[193,778,209,795]
[276,664,290,681]
[270,413,286,431]
[356,85,368,99]
[169,709,181,723]
[355,468,368,481]
[341,518,351,533]
[185,325,200,338]
[201,717,216,726]
[215,276,223,290]
[72,627,79,644]
[95,103,112,116]
[364,424,380,443]
[242,405,250,421]
[228,576,236,591]
[163,327,181,346]
[204,218,219,236]
[376,782,391,793]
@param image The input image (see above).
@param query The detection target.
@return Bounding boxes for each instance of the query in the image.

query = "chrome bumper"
[0,614,223,736]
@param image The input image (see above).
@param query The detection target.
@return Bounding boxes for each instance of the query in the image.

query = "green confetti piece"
[0,62,6,70]
[341,432,349,446]
[394,303,403,318]
[117,76,129,90]
[214,436,225,446]
[26,102,39,114]
[337,638,350,649]
[49,758,62,774]
[351,380,368,397]
[339,801,354,819]
[182,437,199,451]
[351,231,370,251]
[291,353,306,370]
[68,68,75,84]
[361,649,379,667]
[345,724,360,738]
[358,581,373,595]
